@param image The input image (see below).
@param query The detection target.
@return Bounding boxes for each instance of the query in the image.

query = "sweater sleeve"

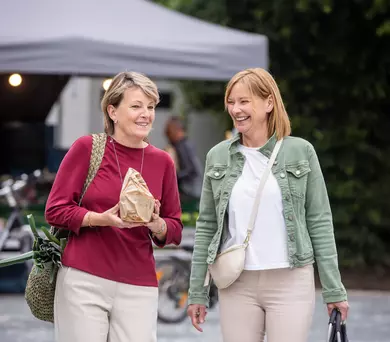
[153,156,183,247]
[44,136,92,235]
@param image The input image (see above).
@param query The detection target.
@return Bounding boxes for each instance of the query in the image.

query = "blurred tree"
[155,0,390,269]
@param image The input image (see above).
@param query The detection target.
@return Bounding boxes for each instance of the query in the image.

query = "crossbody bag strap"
[243,138,283,245]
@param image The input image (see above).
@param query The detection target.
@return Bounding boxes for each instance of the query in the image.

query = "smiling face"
[108,86,156,141]
[226,81,273,136]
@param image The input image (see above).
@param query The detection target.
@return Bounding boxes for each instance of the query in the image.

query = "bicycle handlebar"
[0,169,42,207]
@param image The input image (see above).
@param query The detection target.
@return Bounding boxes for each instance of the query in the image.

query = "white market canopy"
[0,0,268,80]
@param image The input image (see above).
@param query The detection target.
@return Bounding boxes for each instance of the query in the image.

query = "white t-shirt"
[224,144,290,270]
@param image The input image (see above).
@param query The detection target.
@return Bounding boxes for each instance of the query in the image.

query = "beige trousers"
[54,266,158,342]
[218,265,315,342]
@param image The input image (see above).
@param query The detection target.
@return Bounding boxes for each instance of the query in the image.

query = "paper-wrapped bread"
[119,168,155,223]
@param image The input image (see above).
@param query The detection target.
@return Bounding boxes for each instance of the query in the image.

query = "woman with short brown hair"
[46,71,183,342]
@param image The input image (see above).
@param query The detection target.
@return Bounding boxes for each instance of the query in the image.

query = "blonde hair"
[224,68,291,140]
[101,71,160,135]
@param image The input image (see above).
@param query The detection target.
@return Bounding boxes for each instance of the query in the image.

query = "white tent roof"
[0,0,268,80]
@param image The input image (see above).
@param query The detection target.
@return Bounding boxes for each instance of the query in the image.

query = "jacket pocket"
[295,224,314,259]
[286,160,311,198]
[206,164,227,199]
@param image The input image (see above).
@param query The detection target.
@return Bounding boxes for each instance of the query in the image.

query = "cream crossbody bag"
[204,138,283,290]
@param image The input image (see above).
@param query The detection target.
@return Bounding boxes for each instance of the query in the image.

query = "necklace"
[110,137,145,184]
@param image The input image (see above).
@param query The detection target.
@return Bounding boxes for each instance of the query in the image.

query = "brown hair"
[101,71,160,135]
[224,68,291,140]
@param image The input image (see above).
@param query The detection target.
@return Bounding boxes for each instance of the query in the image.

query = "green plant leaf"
[0,251,34,267]
[40,226,61,246]
[27,214,40,238]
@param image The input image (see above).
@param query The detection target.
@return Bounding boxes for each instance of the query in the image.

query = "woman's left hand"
[154,199,161,215]
[145,213,166,235]
[327,301,349,321]
[142,199,166,237]
[123,200,163,232]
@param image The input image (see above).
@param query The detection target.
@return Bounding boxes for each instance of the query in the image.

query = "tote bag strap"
[79,133,107,205]
[51,133,107,238]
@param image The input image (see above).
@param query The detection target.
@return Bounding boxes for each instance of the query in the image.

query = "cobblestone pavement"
[0,290,389,342]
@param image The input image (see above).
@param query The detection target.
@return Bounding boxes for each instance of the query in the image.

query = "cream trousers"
[54,266,158,342]
[218,265,315,342]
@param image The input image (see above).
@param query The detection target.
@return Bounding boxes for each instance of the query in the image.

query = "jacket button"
[280,172,286,178]
[214,172,220,177]
[295,170,301,175]
[285,195,290,201]
[288,215,293,221]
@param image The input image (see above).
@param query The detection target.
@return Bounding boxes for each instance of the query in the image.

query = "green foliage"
[154,0,390,268]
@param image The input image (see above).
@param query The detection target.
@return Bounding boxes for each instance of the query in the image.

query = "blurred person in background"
[164,142,180,171]
[165,116,203,205]
[187,68,348,342]
[224,127,238,140]
[45,71,183,342]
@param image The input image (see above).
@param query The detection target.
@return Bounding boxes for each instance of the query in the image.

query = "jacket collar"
[228,132,278,158]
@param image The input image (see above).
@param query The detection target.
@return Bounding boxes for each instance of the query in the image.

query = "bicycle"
[0,171,41,292]
[156,244,218,324]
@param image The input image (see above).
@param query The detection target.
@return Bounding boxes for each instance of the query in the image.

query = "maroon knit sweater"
[45,135,183,286]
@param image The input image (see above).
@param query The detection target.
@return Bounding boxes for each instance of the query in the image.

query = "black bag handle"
[327,308,349,342]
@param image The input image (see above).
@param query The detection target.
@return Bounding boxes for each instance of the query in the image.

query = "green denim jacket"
[188,133,347,306]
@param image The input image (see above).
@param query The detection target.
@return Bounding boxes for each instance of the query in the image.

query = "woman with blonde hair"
[45,71,183,342]
[187,68,348,341]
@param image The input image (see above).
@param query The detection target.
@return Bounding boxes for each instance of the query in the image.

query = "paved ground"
[0,290,389,342]
[1,230,389,341]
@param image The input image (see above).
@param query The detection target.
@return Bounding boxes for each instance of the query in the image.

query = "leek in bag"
[119,168,155,223]
[0,214,66,283]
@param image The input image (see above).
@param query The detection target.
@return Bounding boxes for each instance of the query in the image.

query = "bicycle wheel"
[156,258,190,324]
[20,228,33,273]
